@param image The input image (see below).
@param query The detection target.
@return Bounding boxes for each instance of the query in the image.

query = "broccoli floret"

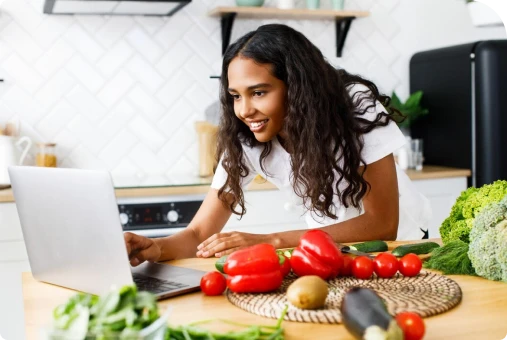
[440,180,507,244]
[467,196,507,282]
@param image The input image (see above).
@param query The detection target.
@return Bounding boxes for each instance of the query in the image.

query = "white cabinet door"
[413,177,467,239]
[0,202,29,264]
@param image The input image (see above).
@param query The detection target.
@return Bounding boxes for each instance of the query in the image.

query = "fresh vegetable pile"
[439,180,507,244]
[51,285,163,339]
[425,183,507,282]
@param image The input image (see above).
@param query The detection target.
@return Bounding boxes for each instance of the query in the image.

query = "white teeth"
[250,120,268,128]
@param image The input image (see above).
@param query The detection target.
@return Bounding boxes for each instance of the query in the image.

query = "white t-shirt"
[211,84,431,240]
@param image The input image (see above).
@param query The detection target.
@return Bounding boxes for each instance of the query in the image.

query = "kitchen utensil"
[195,121,219,178]
[0,135,32,185]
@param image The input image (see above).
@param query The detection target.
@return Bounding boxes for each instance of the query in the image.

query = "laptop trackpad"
[131,261,205,286]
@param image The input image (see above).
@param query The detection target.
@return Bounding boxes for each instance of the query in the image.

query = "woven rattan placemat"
[226,271,462,324]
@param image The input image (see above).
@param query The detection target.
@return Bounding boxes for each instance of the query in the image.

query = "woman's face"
[227,56,287,143]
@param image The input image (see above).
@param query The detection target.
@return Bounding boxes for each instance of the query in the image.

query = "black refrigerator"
[410,40,507,187]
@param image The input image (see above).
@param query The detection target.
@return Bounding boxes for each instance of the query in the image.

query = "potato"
[286,275,328,309]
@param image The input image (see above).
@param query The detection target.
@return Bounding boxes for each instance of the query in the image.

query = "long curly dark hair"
[216,24,398,219]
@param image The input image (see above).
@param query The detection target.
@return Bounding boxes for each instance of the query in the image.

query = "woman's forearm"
[270,212,397,249]
[154,227,202,261]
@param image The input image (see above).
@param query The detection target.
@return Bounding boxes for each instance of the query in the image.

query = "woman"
[125,24,430,266]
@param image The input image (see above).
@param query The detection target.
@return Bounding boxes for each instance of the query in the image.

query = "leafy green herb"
[165,305,288,340]
[423,240,476,275]
[51,285,161,339]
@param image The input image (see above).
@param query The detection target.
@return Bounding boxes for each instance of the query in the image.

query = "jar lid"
[36,142,56,147]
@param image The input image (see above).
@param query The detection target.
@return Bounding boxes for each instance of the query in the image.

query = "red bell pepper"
[290,230,343,280]
[224,244,283,293]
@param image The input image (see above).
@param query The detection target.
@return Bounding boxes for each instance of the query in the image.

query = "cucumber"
[215,255,228,273]
[349,240,388,253]
[391,241,440,257]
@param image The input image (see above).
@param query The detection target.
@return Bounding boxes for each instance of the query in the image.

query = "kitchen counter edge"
[0,165,471,203]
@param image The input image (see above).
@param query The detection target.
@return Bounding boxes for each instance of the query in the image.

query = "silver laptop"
[8,166,205,299]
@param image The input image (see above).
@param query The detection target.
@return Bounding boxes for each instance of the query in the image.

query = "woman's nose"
[239,99,255,119]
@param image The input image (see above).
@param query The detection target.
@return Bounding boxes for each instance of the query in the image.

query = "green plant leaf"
[404,90,423,109]
[390,91,403,109]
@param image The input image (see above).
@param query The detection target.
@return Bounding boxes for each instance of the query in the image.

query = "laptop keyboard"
[132,273,189,294]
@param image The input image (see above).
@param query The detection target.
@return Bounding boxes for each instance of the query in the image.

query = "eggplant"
[341,287,403,340]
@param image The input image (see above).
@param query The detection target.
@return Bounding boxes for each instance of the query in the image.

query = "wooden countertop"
[0,166,471,203]
[22,239,506,340]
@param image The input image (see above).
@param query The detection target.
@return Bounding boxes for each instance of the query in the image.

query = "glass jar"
[36,143,57,167]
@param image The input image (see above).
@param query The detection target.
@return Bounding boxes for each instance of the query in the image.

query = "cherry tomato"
[339,255,354,276]
[351,256,374,279]
[373,253,399,278]
[396,312,425,340]
[200,271,227,296]
[398,253,423,277]
[279,254,291,277]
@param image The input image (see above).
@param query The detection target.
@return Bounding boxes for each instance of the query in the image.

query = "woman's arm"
[158,188,235,260]
[272,153,399,248]
[196,154,399,256]
[125,188,234,264]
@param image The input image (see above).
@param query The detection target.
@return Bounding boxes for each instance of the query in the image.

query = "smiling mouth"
[249,119,269,132]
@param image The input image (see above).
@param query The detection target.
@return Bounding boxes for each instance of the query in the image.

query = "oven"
[117,194,206,238]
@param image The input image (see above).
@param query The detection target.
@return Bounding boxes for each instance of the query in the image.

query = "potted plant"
[389,91,429,136]
[465,0,503,27]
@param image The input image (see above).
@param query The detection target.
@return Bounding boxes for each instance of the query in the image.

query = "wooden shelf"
[208,6,369,57]
[208,7,369,19]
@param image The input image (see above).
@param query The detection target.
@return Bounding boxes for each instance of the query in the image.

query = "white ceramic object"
[467,1,503,27]
[0,135,32,185]
[277,0,295,9]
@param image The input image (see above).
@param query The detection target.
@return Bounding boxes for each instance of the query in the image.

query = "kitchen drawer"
[0,240,28,262]
[0,203,23,242]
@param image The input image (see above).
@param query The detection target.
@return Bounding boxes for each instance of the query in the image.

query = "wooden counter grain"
[0,166,471,203]
[22,240,506,340]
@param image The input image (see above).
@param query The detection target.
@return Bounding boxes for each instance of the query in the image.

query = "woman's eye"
[253,91,265,97]
[230,94,240,100]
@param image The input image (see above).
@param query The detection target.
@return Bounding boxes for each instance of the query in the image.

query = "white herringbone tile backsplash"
[0,0,505,180]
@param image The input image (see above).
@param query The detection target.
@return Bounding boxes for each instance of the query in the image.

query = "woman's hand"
[196,232,272,258]
[124,232,162,266]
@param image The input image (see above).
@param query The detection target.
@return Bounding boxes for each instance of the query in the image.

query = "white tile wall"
[0,0,503,180]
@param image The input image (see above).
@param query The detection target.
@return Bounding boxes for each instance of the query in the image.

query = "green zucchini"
[391,242,440,257]
[350,240,388,253]
[215,255,228,273]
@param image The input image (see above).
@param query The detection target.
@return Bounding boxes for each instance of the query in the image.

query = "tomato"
[339,255,354,276]
[200,271,227,296]
[279,254,291,277]
[351,256,374,279]
[398,253,423,277]
[373,253,399,278]
[396,312,425,340]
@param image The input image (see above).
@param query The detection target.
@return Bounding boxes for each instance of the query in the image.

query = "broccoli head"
[440,180,507,244]
[467,195,507,282]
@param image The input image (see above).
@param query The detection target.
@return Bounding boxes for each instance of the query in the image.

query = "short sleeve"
[349,84,406,165]
[210,153,257,190]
